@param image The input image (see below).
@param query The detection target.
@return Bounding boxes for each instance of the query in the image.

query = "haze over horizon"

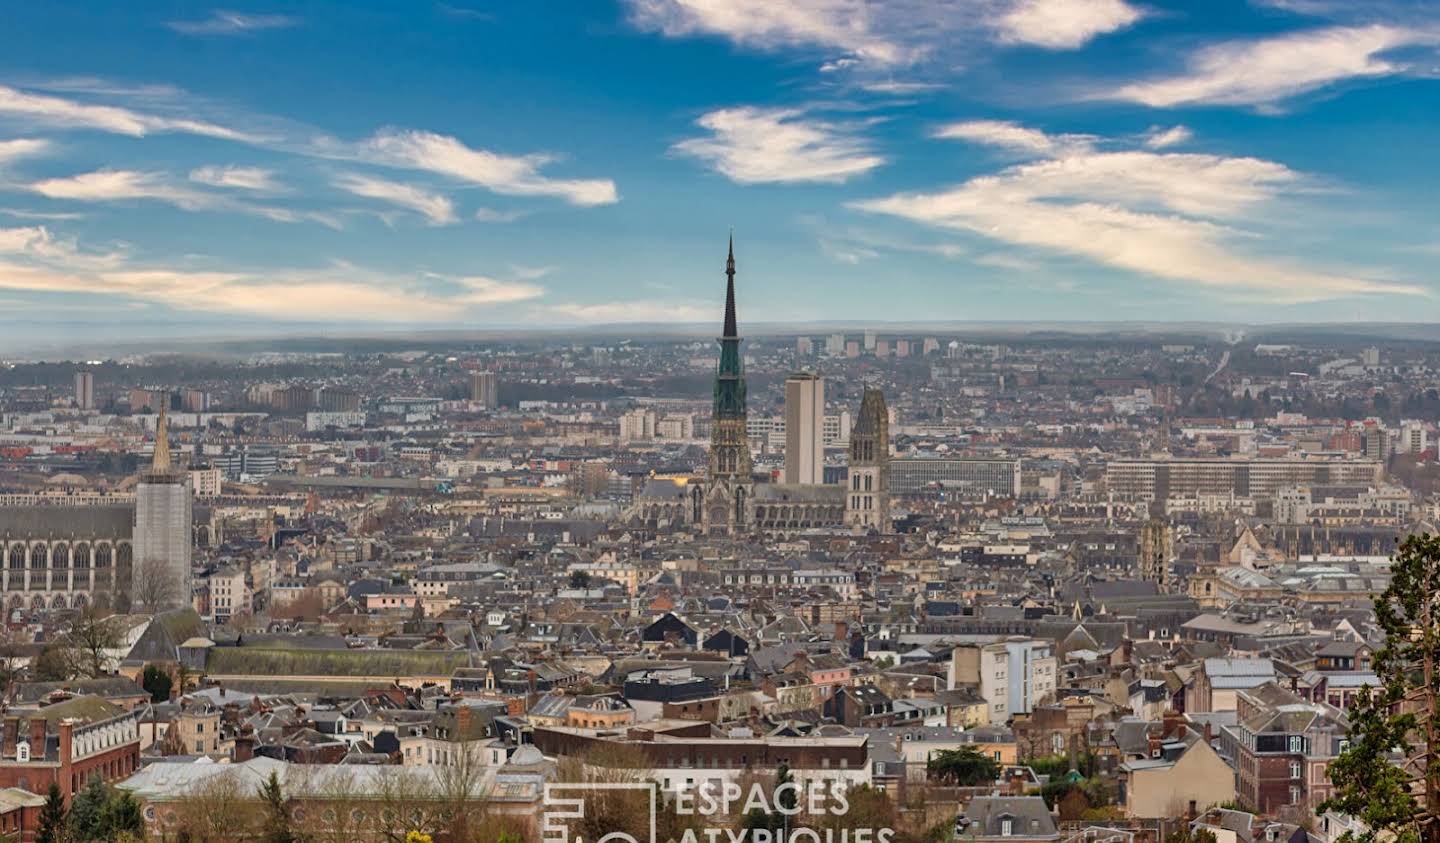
[2,0,1440,335]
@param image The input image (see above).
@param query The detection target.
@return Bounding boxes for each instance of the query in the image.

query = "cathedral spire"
[723,231,738,339]
[152,404,172,474]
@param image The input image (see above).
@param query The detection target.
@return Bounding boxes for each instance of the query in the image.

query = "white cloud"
[627,0,911,65]
[474,207,528,223]
[189,165,283,192]
[1144,125,1193,149]
[626,0,1139,78]
[0,228,545,321]
[333,173,456,225]
[28,169,339,228]
[0,138,49,166]
[29,170,213,209]
[932,119,1092,154]
[994,0,1143,49]
[167,11,301,36]
[0,84,252,141]
[349,128,619,206]
[546,301,712,322]
[673,106,884,184]
[0,85,617,214]
[1108,25,1439,107]
[852,121,1424,301]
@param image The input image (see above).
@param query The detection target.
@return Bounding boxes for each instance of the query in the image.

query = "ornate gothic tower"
[1139,517,1172,591]
[845,387,890,532]
[701,234,753,535]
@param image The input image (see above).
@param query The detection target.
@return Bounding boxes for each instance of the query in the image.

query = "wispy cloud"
[343,128,619,206]
[27,169,338,228]
[932,119,1092,154]
[673,106,884,184]
[1143,125,1193,149]
[1107,24,1440,108]
[189,165,284,192]
[0,138,49,166]
[167,10,301,36]
[627,0,1143,79]
[545,300,712,322]
[474,207,528,223]
[0,84,253,141]
[333,172,457,225]
[853,121,1424,301]
[29,170,213,209]
[627,0,914,66]
[993,0,1143,49]
[0,226,544,321]
[0,83,618,214]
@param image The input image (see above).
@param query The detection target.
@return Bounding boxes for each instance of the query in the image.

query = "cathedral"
[0,407,194,613]
[631,237,890,537]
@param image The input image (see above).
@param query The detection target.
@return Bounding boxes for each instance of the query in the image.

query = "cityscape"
[2,3,1440,843]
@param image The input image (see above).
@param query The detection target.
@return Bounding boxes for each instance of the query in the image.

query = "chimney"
[58,717,75,766]
[1203,721,1214,743]
[29,718,47,759]
[3,716,17,758]
[456,705,473,736]
[235,726,255,762]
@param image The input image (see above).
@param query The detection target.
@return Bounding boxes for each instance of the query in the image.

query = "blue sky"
[1,0,1438,334]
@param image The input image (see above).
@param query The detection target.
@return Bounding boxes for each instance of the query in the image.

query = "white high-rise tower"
[783,373,824,485]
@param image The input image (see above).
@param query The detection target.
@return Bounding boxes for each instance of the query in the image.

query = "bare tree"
[132,559,182,613]
[57,608,122,678]
[172,771,259,841]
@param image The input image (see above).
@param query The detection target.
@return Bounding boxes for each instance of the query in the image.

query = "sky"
[1,0,1439,338]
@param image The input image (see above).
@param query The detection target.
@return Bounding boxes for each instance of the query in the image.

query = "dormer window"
[1001,819,1013,836]
[16,743,29,762]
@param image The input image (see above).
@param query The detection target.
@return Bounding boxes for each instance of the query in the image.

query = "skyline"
[2,0,1440,335]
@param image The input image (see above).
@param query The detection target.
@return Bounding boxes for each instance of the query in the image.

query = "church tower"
[845,387,890,532]
[133,404,193,609]
[1139,517,1173,591]
[700,234,753,535]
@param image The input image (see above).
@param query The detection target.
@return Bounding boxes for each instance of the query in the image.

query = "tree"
[96,789,145,841]
[33,643,72,682]
[259,770,301,843]
[56,608,122,679]
[568,570,591,589]
[142,664,173,702]
[37,782,68,843]
[927,747,1001,786]
[132,560,182,612]
[1321,533,1440,843]
[70,777,108,841]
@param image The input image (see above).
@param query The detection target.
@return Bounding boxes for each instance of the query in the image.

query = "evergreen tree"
[37,782,68,843]
[96,789,145,840]
[69,777,108,841]
[1321,533,1440,843]
[259,770,300,843]
[141,664,173,703]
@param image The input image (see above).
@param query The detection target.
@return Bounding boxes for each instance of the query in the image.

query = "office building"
[783,373,824,485]
[469,371,499,409]
[889,457,1022,499]
[74,371,94,410]
[1105,458,1383,502]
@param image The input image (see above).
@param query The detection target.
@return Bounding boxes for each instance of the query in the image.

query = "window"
[1289,736,1304,753]
[1289,786,1302,805]
[196,741,204,753]
[1001,820,1013,836]
[1290,762,1302,779]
